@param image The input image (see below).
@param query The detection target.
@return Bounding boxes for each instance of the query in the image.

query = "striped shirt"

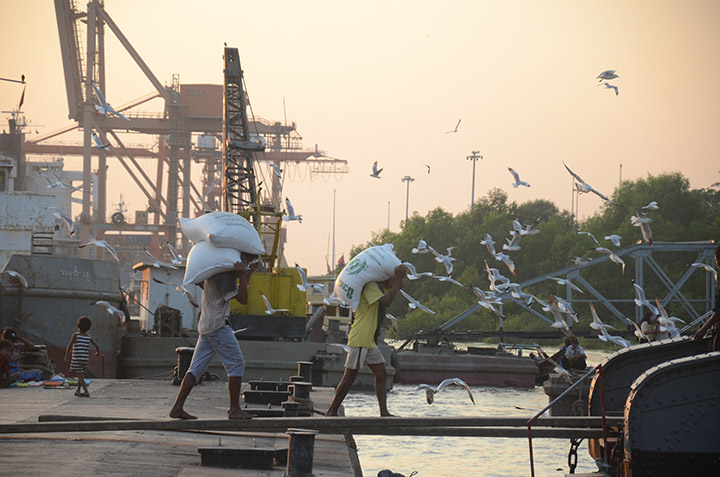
[70,333,91,371]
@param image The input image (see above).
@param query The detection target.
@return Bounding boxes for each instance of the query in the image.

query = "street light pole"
[401,176,415,221]
[466,151,483,211]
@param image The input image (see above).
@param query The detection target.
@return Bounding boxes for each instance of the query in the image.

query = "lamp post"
[467,151,483,211]
[401,176,415,221]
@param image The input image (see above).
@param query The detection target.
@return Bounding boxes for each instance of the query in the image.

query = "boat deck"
[0,379,359,476]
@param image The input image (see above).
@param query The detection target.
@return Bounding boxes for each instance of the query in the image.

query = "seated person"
[1,341,20,388]
[1,327,43,381]
[561,337,587,370]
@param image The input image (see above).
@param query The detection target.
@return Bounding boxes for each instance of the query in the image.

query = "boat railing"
[527,365,604,477]
[678,309,712,334]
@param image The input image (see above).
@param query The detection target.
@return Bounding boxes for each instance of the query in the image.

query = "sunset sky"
[1,1,719,275]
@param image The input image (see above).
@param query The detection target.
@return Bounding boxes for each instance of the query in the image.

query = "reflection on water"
[342,349,612,477]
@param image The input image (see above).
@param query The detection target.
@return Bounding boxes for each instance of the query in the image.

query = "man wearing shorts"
[170,256,257,420]
[326,265,406,417]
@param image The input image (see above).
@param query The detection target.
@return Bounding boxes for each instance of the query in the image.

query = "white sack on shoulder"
[183,241,243,286]
[180,212,265,255]
[334,243,401,311]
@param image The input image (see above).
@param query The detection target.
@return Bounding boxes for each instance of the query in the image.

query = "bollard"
[297,361,313,383]
[289,375,303,383]
[282,401,300,417]
[174,347,195,385]
[290,381,313,414]
[286,428,319,477]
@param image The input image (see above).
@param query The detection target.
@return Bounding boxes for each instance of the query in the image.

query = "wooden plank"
[1,416,622,435]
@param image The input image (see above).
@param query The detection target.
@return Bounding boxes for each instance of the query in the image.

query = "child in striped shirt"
[65,316,100,397]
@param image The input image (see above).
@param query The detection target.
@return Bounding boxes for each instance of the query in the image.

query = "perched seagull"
[48,206,75,236]
[572,256,593,266]
[90,300,127,322]
[295,264,309,292]
[152,277,199,308]
[633,283,660,316]
[481,233,497,255]
[92,132,111,150]
[144,249,178,269]
[589,302,618,332]
[370,161,383,179]
[563,162,621,206]
[508,167,530,188]
[642,201,659,211]
[577,231,599,244]
[503,231,522,252]
[690,262,718,281]
[258,159,282,178]
[445,119,461,134]
[604,235,622,247]
[411,238,431,254]
[493,251,516,276]
[597,70,619,82]
[260,292,289,315]
[601,82,619,96]
[428,246,456,276]
[415,378,475,405]
[0,270,29,288]
[432,275,464,287]
[598,327,631,348]
[283,197,303,223]
[594,247,625,276]
[399,289,436,314]
[91,81,131,121]
[77,240,120,262]
[165,241,185,266]
[631,212,653,246]
[549,276,584,294]
[402,261,433,280]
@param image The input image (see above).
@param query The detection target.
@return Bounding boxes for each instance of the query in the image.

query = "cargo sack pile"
[333,243,402,311]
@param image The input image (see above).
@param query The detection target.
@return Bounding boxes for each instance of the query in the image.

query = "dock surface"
[0,379,359,476]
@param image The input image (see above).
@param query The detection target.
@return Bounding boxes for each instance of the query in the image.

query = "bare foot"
[169,408,197,420]
[227,408,254,420]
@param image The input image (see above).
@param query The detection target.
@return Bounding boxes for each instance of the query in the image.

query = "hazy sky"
[1,1,719,275]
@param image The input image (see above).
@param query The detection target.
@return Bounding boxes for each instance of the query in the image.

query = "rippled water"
[342,350,610,477]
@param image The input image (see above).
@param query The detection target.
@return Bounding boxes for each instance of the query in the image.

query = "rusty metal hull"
[0,254,123,378]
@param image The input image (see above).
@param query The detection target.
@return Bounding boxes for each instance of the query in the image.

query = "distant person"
[0,340,20,387]
[170,255,259,420]
[65,316,100,397]
[326,265,406,417]
[639,312,663,342]
[1,326,40,380]
[694,244,720,351]
[561,336,586,370]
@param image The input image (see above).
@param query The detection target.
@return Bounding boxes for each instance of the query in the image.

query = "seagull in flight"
[48,206,75,236]
[283,197,303,223]
[399,289,436,314]
[594,246,625,276]
[423,164,431,174]
[92,132,111,150]
[258,159,282,178]
[91,81,131,121]
[598,327,631,348]
[493,251,516,276]
[401,261,433,280]
[415,378,475,405]
[411,238,431,254]
[572,256,593,266]
[90,300,127,322]
[445,119,461,134]
[631,212,653,246]
[295,263,309,292]
[39,170,83,192]
[513,218,541,236]
[428,246,456,275]
[604,234,622,247]
[260,292,289,315]
[588,302,618,332]
[152,278,199,308]
[600,82,619,95]
[0,270,29,288]
[690,262,718,281]
[144,249,178,269]
[576,231,599,244]
[563,162,621,206]
[468,282,505,318]
[370,161,383,179]
[549,276,584,294]
[508,167,530,188]
[481,233,497,255]
[642,201,659,211]
[432,275,464,287]
[165,241,186,266]
[78,240,120,262]
[597,70,619,82]
[548,296,570,332]
[503,231,522,252]
[631,320,649,342]
[633,283,660,316]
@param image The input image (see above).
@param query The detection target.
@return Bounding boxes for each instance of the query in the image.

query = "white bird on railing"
[415,377,475,405]
[0,270,29,288]
[77,240,120,262]
[260,292,289,315]
[91,300,127,322]
[399,289,435,314]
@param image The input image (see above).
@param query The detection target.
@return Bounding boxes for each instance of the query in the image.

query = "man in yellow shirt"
[326,265,406,417]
